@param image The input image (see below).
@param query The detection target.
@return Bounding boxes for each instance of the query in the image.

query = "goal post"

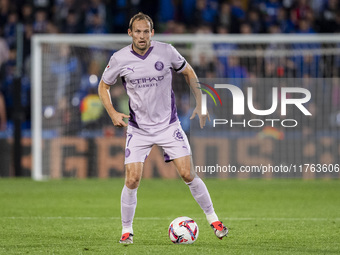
[31,35,42,180]
[31,34,340,180]
[31,34,137,180]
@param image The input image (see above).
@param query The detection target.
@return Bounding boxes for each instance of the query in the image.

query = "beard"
[133,40,150,53]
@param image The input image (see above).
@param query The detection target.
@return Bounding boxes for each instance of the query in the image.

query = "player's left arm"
[181,63,210,129]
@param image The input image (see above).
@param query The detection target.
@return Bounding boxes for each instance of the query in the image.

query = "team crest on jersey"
[155,61,164,71]
[173,129,184,141]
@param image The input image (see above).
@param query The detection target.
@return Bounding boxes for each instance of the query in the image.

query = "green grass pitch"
[0,178,339,254]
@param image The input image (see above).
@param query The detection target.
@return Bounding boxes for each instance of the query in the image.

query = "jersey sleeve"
[101,55,120,85]
[169,44,187,73]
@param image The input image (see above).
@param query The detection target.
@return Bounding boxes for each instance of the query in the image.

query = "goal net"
[32,34,340,180]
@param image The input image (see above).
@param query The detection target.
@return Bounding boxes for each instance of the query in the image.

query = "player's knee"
[179,171,194,183]
[125,177,141,189]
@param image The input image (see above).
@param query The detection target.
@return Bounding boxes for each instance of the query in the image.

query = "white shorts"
[124,122,191,164]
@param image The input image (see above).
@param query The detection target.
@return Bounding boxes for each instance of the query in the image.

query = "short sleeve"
[102,55,120,85]
[169,44,187,73]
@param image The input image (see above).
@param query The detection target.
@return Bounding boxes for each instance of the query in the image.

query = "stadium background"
[1,0,340,178]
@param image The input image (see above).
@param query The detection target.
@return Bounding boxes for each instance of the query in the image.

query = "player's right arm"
[98,79,129,127]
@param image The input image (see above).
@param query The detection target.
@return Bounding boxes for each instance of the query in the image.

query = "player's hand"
[112,112,129,127]
[190,106,211,129]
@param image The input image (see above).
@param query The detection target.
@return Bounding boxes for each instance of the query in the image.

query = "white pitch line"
[2,216,340,221]
[224,217,340,221]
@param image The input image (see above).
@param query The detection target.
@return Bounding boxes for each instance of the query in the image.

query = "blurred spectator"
[80,86,104,130]
[181,0,196,24]
[20,73,31,129]
[214,1,231,32]
[32,0,53,13]
[86,12,108,34]
[331,77,340,110]
[277,7,295,33]
[177,95,191,134]
[85,0,106,30]
[263,21,295,78]
[296,54,320,77]
[48,44,82,135]
[305,9,319,31]
[247,9,264,33]
[20,3,34,24]
[213,26,237,77]
[173,22,187,34]
[263,0,282,29]
[54,0,79,29]
[0,0,10,27]
[158,0,175,23]
[292,18,320,77]
[191,24,215,74]
[62,9,83,34]
[1,47,16,121]
[74,59,101,106]
[281,0,295,9]
[22,23,33,62]
[0,43,30,129]
[192,53,217,78]
[216,25,228,34]
[0,34,9,68]
[296,18,316,33]
[162,20,177,34]
[264,0,282,18]
[267,22,281,33]
[195,23,214,34]
[4,12,18,48]
[50,44,81,105]
[230,0,246,33]
[110,0,141,33]
[110,84,129,119]
[46,21,59,34]
[192,0,218,28]
[239,22,260,72]
[33,9,48,33]
[240,22,252,34]
[0,91,6,131]
[263,60,277,77]
[320,0,340,32]
[310,0,327,18]
[291,0,312,22]
[225,56,248,87]
[249,0,266,10]
[162,20,187,34]
[140,0,159,23]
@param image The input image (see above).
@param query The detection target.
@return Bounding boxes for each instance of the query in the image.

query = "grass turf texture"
[0,179,339,255]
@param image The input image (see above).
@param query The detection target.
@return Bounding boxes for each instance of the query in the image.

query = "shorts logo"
[155,61,164,71]
[173,129,184,141]
[125,148,131,158]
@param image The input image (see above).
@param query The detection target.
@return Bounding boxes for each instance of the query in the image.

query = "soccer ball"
[168,216,199,244]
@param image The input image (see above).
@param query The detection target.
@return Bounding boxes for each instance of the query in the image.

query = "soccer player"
[98,12,228,244]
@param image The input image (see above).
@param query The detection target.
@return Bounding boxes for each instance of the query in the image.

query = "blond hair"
[129,12,154,30]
